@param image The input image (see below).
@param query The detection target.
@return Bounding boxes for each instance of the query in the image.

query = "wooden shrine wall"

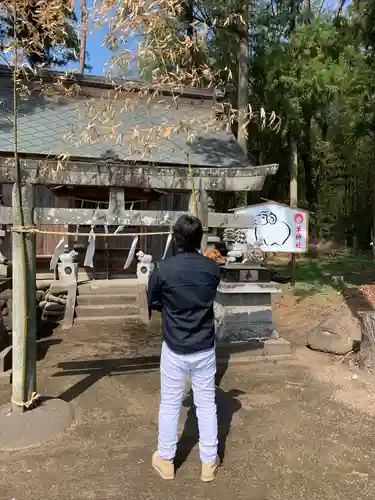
[0,185,190,274]
[1,185,70,261]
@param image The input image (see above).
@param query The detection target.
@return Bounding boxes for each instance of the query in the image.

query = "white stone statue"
[243,238,265,263]
[136,251,154,282]
[136,251,153,264]
[223,228,265,264]
[58,249,79,283]
[59,249,78,266]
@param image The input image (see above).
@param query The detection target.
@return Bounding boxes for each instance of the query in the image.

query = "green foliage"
[0,0,80,68]
[248,1,375,248]
[191,0,375,249]
[134,0,375,250]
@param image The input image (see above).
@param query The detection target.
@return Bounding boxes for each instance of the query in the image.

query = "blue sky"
[72,0,350,77]
[71,0,138,76]
[72,0,113,75]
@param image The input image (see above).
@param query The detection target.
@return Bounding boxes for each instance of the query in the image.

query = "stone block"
[214,301,275,342]
[263,338,292,357]
[213,273,280,343]
[220,264,271,283]
[0,264,11,278]
[0,345,12,373]
[0,369,11,385]
[136,283,149,325]
[218,282,281,294]
[0,315,6,351]
[216,290,272,307]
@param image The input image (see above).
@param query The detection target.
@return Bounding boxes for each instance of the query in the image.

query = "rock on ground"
[306,302,362,355]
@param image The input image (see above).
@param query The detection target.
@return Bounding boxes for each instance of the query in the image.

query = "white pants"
[158,341,218,464]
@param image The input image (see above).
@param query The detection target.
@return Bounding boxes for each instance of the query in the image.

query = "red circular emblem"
[294,213,304,224]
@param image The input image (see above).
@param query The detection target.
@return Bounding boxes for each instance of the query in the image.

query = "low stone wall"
[0,288,12,351]
[0,283,57,381]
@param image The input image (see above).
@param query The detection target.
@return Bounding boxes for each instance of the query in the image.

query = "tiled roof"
[0,85,250,168]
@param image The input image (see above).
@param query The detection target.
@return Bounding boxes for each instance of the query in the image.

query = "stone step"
[76,293,137,306]
[74,314,141,325]
[78,280,138,296]
[75,304,139,318]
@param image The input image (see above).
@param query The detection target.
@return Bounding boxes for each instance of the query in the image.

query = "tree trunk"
[357,310,375,371]
[184,0,194,38]
[301,115,317,211]
[290,135,298,208]
[372,141,375,256]
[289,134,298,285]
[236,2,249,207]
[79,0,87,75]
[12,183,37,413]
[11,14,37,414]
[237,8,249,157]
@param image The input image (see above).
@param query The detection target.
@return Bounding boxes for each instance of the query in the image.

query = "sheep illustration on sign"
[234,202,309,253]
[254,210,291,246]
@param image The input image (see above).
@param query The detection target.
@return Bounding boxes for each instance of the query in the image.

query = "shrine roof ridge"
[0,151,278,173]
[0,66,218,101]
[0,66,276,172]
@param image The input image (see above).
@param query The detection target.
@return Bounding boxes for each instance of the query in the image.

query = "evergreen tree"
[0,0,80,68]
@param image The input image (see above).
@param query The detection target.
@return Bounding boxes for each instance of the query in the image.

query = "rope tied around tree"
[11,392,41,410]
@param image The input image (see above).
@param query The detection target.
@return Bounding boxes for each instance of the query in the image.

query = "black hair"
[173,215,203,252]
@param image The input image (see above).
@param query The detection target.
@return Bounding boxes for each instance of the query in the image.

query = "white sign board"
[235,202,309,253]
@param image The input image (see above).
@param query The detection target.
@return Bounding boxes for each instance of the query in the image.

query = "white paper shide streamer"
[124,236,138,269]
[84,205,101,268]
[162,231,173,260]
[114,225,124,235]
[49,237,65,271]
[84,228,96,268]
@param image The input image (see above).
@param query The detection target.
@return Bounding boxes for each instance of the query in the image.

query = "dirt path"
[1,313,375,499]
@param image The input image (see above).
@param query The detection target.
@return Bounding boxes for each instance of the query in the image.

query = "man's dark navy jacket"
[148,250,221,355]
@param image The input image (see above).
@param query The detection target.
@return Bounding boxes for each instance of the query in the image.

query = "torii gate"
[0,155,278,242]
[0,154,278,408]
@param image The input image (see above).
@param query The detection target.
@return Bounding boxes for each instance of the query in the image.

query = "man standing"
[148,215,221,482]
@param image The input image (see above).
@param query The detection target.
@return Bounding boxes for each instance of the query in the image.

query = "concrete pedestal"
[0,398,74,451]
[214,281,281,342]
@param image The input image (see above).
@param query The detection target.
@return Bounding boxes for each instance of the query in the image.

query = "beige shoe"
[152,452,175,480]
[201,456,220,482]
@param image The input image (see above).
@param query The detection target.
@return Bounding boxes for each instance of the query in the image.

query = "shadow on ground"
[54,345,251,465]
[54,340,263,403]
[37,338,63,362]
[55,355,161,402]
[177,387,244,468]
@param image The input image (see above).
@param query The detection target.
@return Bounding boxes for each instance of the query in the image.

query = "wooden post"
[0,185,7,265]
[199,189,209,251]
[188,191,198,217]
[108,187,125,219]
[189,188,209,251]
[12,183,37,413]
